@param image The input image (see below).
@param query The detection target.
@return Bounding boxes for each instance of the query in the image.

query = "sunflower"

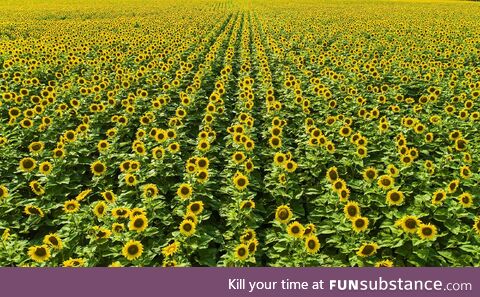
[431,189,446,205]
[29,180,45,196]
[234,244,249,261]
[183,211,198,225]
[197,169,209,183]
[244,159,254,173]
[458,192,473,208]
[63,258,85,267]
[101,190,116,203]
[122,174,137,187]
[233,172,249,191]
[179,219,196,237]
[63,200,80,214]
[28,141,45,155]
[232,151,246,164]
[240,199,255,210]
[75,189,92,201]
[27,245,51,263]
[305,236,321,254]
[112,207,130,219]
[269,136,282,148]
[177,183,193,200]
[386,164,399,177]
[0,185,8,200]
[93,226,111,240]
[447,179,460,194]
[129,215,148,232]
[417,223,437,240]
[303,223,316,237]
[375,259,394,267]
[43,233,63,250]
[275,205,293,224]
[325,166,339,183]
[122,240,143,261]
[362,167,378,182]
[187,201,204,215]
[287,221,305,238]
[97,140,110,153]
[130,208,146,218]
[338,187,350,201]
[386,190,404,206]
[112,223,125,234]
[52,148,66,159]
[93,201,107,217]
[343,201,360,220]
[332,178,347,193]
[377,175,394,190]
[273,152,287,166]
[39,161,53,175]
[473,217,480,235]
[339,125,352,137]
[90,160,106,176]
[356,243,379,257]
[356,146,367,158]
[459,165,472,179]
[152,147,165,160]
[163,260,178,267]
[454,138,467,151]
[247,239,259,254]
[162,241,180,257]
[283,159,298,172]
[352,217,369,233]
[19,157,36,172]
[396,215,421,233]
[24,205,44,217]
[197,139,210,151]
[196,157,209,169]
[142,183,158,199]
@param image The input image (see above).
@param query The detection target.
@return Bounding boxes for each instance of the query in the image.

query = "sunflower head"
[377,175,394,190]
[305,235,321,254]
[90,160,106,176]
[362,167,378,182]
[344,201,360,220]
[43,233,63,250]
[417,223,437,240]
[233,172,249,191]
[63,200,80,214]
[188,201,204,215]
[28,245,51,263]
[128,215,148,232]
[458,193,473,208]
[177,183,193,200]
[234,244,249,261]
[122,240,143,261]
[356,242,379,257]
[179,219,196,237]
[386,190,404,206]
[352,216,369,233]
[275,205,293,224]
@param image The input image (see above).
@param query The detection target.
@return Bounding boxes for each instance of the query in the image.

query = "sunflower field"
[0,0,480,267]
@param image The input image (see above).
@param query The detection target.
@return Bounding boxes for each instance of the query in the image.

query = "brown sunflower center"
[405,219,417,229]
[128,245,139,255]
[347,206,357,217]
[35,247,47,257]
[422,227,433,236]
[134,218,144,228]
[362,245,374,255]
[355,219,365,228]
[237,247,246,257]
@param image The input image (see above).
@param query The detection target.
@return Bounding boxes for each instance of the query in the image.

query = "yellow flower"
[162,241,180,257]
[275,205,293,224]
[122,240,143,261]
[417,223,437,240]
[28,245,51,263]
